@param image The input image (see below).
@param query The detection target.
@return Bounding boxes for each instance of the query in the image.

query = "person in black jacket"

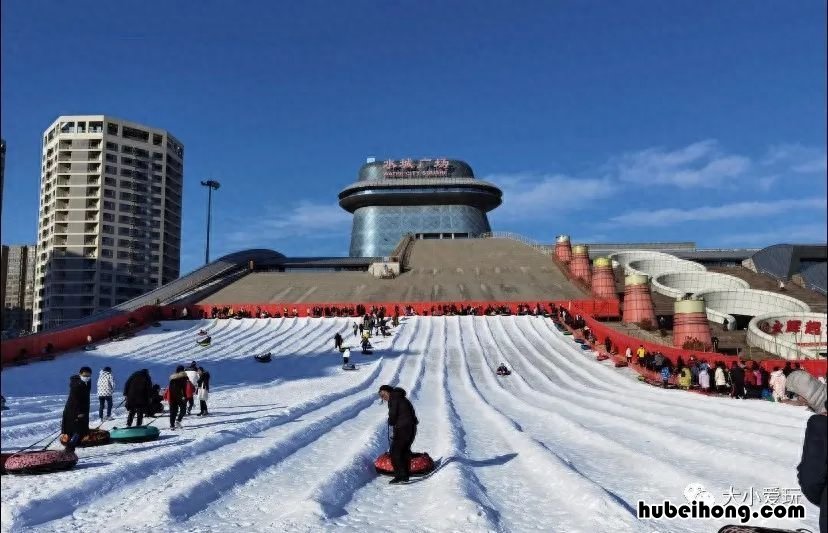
[334,332,343,351]
[62,366,92,452]
[124,369,153,427]
[168,366,189,429]
[196,367,210,416]
[729,362,745,399]
[798,400,827,533]
[379,384,419,483]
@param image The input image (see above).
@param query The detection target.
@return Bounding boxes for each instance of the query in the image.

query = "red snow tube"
[596,354,610,361]
[1,450,78,475]
[59,428,111,447]
[374,452,435,476]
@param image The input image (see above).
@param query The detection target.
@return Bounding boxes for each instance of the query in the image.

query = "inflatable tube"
[152,322,162,327]
[254,353,272,363]
[496,370,511,376]
[374,452,435,476]
[596,354,610,361]
[614,361,629,368]
[109,425,161,443]
[579,344,591,350]
[2,450,78,475]
[59,428,110,447]
[361,350,374,355]
[197,337,211,347]
[342,364,357,371]
[39,354,56,361]
[83,345,96,352]
[573,338,587,344]
[197,330,209,336]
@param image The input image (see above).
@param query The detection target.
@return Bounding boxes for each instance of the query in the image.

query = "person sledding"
[496,363,511,376]
[342,347,356,370]
[361,336,373,354]
[378,384,419,484]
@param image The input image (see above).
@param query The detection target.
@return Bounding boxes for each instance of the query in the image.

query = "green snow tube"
[109,425,161,443]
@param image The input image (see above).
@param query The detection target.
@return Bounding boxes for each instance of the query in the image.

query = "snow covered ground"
[0,316,820,533]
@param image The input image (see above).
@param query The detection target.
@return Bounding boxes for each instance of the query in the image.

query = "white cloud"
[609,198,826,227]
[218,201,351,251]
[762,144,827,174]
[611,140,751,188]
[486,173,617,221]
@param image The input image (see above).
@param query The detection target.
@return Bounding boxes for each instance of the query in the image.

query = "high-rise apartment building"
[2,244,37,333]
[34,116,184,331]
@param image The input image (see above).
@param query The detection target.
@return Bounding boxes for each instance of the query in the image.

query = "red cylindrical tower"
[569,244,591,284]
[673,298,712,349]
[591,257,617,300]
[554,235,573,264]
[622,274,656,325]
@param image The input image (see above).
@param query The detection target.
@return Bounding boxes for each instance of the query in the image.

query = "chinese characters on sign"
[383,158,452,178]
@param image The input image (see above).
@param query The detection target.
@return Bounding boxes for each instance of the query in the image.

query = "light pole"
[200,180,221,264]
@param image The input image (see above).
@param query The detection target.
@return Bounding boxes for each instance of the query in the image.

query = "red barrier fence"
[3,298,824,379]
[569,303,827,379]
[1,306,159,366]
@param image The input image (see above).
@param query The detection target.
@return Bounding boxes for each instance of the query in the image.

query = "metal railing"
[479,232,554,256]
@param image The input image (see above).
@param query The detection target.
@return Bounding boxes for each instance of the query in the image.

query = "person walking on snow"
[167,366,190,429]
[97,366,115,420]
[196,367,210,416]
[62,367,92,452]
[353,322,358,337]
[334,332,343,351]
[342,347,351,367]
[124,369,153,427]
[185,364,199,415]
[378,384,419,484]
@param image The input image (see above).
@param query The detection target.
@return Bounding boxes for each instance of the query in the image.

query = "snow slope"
[0,316,820,533]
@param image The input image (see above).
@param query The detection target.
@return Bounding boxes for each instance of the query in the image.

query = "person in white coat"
[342,347,351,367]
[698,365,710,391]
[714,364,728,394]
[97,367,115,420]
[769,367,787,402]
[184,363,199,415]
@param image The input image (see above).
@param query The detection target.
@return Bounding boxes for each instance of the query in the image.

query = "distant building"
[339,158,502,257]
[2,244,37,333]
[34,116,184,331]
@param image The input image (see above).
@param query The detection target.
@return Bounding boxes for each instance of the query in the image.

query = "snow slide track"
[449,317,646,532]
[11,335,388,530]
[168,319,422,523]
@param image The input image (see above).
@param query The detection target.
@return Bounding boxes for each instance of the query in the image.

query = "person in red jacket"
[167,366,190,429]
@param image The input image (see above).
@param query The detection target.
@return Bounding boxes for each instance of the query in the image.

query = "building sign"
[383,158,452,178]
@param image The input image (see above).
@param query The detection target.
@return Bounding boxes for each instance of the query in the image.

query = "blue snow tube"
[109,425,161,443]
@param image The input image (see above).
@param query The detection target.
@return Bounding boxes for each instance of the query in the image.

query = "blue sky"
[1,0,825,274]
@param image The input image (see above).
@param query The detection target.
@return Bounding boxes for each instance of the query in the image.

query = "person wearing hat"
[378,384,419,484]
[62,366,93,452]
[96,366,115,420]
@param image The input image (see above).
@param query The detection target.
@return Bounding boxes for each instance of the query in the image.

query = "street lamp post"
[200,180,221,264]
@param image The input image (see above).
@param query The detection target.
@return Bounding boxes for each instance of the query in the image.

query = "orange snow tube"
[59,428,111,447]
[374,452,435,476]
